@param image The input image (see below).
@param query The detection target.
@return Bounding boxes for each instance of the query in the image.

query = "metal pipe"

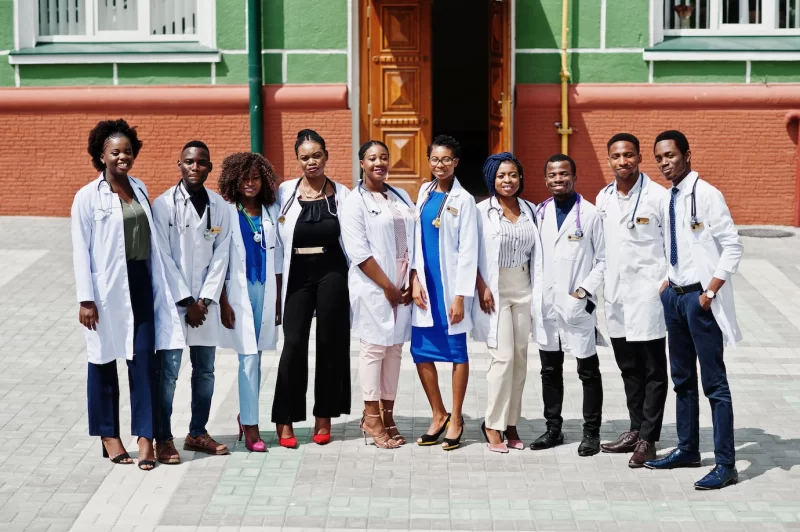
[557,0,573,154]
[247,0,264,154]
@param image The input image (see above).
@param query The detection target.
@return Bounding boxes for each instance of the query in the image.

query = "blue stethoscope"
[598,173,644,230]
[358,180,411,216]
[536,193,584,238]
[172,179,213,240]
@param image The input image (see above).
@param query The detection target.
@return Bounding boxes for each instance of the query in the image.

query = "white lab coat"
[152,183,232,347]
[340,185,416,346]
[275,177,351,314]
[411,178,478,335]
[538,195,607,358]
[596,173,668,341]
[664,172,743,347]
[471,197,546,348]
[71,174,184,364]
[219,203,284,354]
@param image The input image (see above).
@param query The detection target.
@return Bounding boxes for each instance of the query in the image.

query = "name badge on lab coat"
[568,234,582,241]
[691,221,705,231]
[446,206,459,216]
[635,217,650,225]
[210,226,222,234]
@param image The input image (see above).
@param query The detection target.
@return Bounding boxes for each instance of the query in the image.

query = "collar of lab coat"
[486,196,534,232]
[547,193,586,239]
[674,170,699,202]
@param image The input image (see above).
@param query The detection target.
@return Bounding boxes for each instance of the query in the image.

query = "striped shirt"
[498,207,537,268]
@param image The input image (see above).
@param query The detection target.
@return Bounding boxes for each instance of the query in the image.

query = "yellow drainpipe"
[558,0,573,155]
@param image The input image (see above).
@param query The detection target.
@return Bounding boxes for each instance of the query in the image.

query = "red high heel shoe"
[237,414,267,453]
[276,423,297,448]
[312,433,331,445]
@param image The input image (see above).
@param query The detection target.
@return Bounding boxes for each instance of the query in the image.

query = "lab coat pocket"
[557,291,591,325]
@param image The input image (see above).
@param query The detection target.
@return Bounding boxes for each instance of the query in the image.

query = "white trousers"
[485,265,532,431]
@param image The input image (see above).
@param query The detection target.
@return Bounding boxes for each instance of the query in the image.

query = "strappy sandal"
[101,438,132,464]
[417,413,451,446]
[442,416,465,451]
[137,437,156,471]
[360,411,401,449]
[381,408,405,445]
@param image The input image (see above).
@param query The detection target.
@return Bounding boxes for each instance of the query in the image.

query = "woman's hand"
[449,296,465,325]
[384,284,402,307]
[476,278,495,315]
[411,275,428,310]
[400,285,413,306]
[79,301,99,330]
[275,301,282,325]
[220,300,235,329]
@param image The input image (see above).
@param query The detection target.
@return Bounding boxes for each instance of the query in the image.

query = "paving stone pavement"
[2,216,800,532]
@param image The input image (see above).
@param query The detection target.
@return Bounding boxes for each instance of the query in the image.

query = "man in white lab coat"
[644,130,743,491]
[152,141,232,464]
[596,133,669,467]
[531,154,606,457]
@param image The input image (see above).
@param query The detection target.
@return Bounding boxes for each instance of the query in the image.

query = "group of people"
[71,119,743,491]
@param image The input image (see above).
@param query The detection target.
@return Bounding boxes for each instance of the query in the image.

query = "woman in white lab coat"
[71,119,183,471]
[217,152,283,453]
[341,140,415,449]
[410,135,478,451]
[473,152,543,453]
[272,129,351,448]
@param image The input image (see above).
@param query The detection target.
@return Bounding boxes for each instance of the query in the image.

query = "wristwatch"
[202,298,213,306]
[705,289,716,299]
[576,287,587,299]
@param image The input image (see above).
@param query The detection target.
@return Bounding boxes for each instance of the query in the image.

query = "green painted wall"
[287,53,346,83]
[605,0,649,48]
[0,0,13,50]
[653,61,745,83]
[751,61,800,83]
[216,54,248,85]
[516,53,647,84]
[0,61,14,87]
[217,0,246,50]
[19,64,113,86]
[262,53,283,84]
[117,63,211,85]
[516,0,600,49]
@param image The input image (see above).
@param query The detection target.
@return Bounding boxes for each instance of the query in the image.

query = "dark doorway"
[431,0,490,198]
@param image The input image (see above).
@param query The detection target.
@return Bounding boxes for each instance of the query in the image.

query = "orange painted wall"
[514,85,800,226]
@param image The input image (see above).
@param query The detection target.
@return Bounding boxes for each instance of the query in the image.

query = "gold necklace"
[301,178,325,200]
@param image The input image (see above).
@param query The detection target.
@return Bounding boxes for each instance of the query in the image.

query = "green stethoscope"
[237,203,273,250]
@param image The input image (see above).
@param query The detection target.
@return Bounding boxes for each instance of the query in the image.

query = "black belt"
[669,281,703,294]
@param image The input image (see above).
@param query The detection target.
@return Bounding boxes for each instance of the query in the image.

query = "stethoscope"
[536,193,584,238]
[237,203,274,250]
[278,176,337,224]
[95,174,151,219]
[598,173,644,230]
[488,195,536,224]
[686,178,700,228]
[418,178,453,229]
[357,180,411,216]
[172,179,213,240]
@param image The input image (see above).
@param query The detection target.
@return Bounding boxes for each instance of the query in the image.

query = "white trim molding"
[9,52,222,65]
[643,50,800,61]
[517,48,644,54]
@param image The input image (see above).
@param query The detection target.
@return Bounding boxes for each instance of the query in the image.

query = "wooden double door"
[359,0,512,197]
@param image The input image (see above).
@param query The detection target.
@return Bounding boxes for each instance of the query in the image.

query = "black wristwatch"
[177,296,195,307]
[576,287,588,299]
[202,298,213,306]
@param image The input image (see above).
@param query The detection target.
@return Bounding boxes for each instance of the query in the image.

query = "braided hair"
[294,128,327,156]
[87,119,143,171]
[217,152,279,207]
[482,152,524,197]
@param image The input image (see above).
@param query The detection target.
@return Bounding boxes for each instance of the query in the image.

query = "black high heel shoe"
[417,413,451,446]
[137,437,156,471]
[101,438,132,464]
[442,416,465,451]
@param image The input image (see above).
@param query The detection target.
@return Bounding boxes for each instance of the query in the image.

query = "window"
[664,0,800,34]
[36,0,200,42]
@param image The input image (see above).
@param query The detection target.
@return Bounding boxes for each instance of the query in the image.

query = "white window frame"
[661,0,800,36]
[15,0,216,48]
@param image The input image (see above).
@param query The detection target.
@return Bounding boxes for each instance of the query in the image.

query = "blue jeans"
[661,287,734,465]
[155,346,216,440]
[238,280,264,426]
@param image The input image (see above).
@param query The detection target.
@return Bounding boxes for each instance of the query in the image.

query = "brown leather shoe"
[600,430,639,453]
[628,439,656,468]
[184,433,229,455]
[155,440,181,465]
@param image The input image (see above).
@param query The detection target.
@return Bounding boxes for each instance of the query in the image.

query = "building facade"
[1,0,799,224]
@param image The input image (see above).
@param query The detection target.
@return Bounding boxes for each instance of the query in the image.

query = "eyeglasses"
[429,157,457,166]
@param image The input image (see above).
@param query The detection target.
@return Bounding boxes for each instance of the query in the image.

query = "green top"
[121,196,151,261]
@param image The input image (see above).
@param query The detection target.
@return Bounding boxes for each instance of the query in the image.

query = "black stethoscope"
[684,178,700,228]
[488,195,536,223]
[278,176,337,224]
[358,180,411,216]
[172,179,213,240]
[535,193,584,238]
[95,174,150,219]
[418,178,453,229]
[599,173,644,230]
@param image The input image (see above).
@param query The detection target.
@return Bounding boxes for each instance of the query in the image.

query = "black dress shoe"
[530,430,564,450]
[578,435,601,457]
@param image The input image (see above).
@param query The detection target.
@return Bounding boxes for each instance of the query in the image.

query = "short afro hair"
[607,132,640,153]
[217,152,279,207]
[87,119,143,171]
[543,153,576,176]
[427,134,462,159]
[654,130,690,154]
[182,140,210,158]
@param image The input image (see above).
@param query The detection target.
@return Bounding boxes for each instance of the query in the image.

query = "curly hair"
[87,119,143,171]
[217,152,278,207]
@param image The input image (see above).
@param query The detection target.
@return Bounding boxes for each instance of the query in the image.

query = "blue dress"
[410,191,468,364]
[238,210,266,340]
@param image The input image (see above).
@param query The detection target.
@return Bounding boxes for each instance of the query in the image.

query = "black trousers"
[271,249,351,423]
[609,336,668,442]
[539,349,603,437]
